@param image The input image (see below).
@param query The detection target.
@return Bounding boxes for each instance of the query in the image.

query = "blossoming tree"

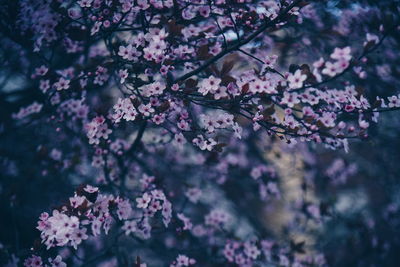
[0,0,400,266]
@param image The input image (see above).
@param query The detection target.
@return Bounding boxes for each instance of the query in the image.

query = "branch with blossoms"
[1,0,400,266]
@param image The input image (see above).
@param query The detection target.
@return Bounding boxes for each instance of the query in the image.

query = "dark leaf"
[185,78,198,89]
[157,101,170,113]
[214,143,227,153]
[241,83,249,94]
[167,19,184,36]
[221,75,236,86]
[197,45,211,60]
[221,60,235,76]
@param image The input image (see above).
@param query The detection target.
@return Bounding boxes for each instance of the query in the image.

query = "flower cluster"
[134,189,172,229]
[24,255,66,267]
[224,241,261,266]
[12,102,43,120]
[36,185,130,250]
[85,116,112,145]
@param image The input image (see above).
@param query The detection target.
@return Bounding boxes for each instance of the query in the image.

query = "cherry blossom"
[288,69,307,89]
[1,0,399,266]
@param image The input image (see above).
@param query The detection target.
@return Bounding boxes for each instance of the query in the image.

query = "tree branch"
[173,0,301,83]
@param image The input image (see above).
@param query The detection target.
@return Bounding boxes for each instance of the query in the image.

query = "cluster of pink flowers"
[135,189,172,228]
[85,116,112,145]
[27,183,174,266]
[224,241,261,266]
[321,47,352,77]
[12,102,43,120]
[36,185,128,249]
[24,255,66,267]
[170,254,196,267]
